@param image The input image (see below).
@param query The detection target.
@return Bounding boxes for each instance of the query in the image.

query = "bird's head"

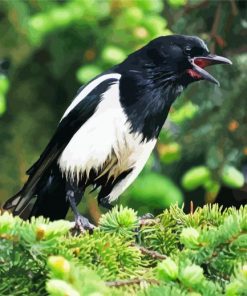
[125,35,232,88]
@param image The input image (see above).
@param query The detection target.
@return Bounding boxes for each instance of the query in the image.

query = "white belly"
[58,80,156,200]
[107,135,156,202]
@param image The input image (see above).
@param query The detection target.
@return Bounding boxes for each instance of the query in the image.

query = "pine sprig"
[98,205,139,237]
[0,205,246,295]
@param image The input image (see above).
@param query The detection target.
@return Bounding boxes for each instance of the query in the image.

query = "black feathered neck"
[114,58,183,141]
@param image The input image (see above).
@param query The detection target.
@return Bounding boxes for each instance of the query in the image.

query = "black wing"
[9,77,118,214]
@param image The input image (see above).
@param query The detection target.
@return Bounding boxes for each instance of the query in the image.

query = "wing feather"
[13,75,120,214]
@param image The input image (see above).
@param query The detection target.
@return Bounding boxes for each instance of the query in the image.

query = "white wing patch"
[58,73,156,201]
[58,79,123,180]
[61,73,121,119]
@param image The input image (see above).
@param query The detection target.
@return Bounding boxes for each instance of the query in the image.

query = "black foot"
[74,215,95,234]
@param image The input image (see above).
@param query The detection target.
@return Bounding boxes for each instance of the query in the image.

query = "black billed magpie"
[3,35,231,231]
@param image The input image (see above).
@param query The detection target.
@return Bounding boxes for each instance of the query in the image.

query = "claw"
[73,215,95,234]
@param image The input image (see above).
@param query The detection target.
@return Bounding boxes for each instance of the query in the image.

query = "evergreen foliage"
[1,204,246,295]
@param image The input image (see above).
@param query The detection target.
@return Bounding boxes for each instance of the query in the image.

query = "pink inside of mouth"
[186,69,202,79]
[187,58,213,79]
[194,58,212,68]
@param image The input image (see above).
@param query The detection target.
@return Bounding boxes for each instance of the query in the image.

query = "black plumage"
[3,35,231,231]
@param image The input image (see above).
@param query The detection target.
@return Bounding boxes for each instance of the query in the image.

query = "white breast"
[58,80,123,179]
[58,75,156,200]
[108,135,156,202]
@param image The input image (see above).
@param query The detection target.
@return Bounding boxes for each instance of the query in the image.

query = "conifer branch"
[105,278,159,287]
[131,243,167,260]
[1,204,246,296]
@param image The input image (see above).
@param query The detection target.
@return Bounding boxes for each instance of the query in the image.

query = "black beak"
[189,55,232,86]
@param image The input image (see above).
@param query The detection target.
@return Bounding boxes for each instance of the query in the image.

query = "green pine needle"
[98,205,139,237]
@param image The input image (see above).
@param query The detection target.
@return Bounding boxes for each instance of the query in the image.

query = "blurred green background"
[0,0,246,223]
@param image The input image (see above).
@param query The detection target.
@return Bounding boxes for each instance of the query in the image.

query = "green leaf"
[76,65,102,83]
[122,8,144,26]
[141,16,167,37]
[0,94,6,115]
[169,101,199,124]
[181,166,211,190]
[135,0,164,12]
[158,142,182,164]
[203,179,220,194]
[0,75,9,94]
[127,172,183,207]
[221,165,245,189]
[101,46,126,64]
[168,0,187,8]
[29,14,53,33]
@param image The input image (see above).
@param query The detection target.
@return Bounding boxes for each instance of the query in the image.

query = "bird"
[3,35,232,231]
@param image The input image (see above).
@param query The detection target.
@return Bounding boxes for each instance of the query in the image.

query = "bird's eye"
[184,46,192,56]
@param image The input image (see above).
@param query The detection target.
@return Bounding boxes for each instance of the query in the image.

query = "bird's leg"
[98,196,113,210]
[66,183,95,233]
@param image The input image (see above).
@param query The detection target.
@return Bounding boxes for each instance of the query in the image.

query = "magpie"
[3,35,231,231]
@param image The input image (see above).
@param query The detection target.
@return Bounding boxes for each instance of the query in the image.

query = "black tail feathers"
[29,169,70,220]
[3,166,70,220]
[3,191,22,210]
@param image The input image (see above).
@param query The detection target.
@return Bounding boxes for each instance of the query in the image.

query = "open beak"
[188,55,232,86]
